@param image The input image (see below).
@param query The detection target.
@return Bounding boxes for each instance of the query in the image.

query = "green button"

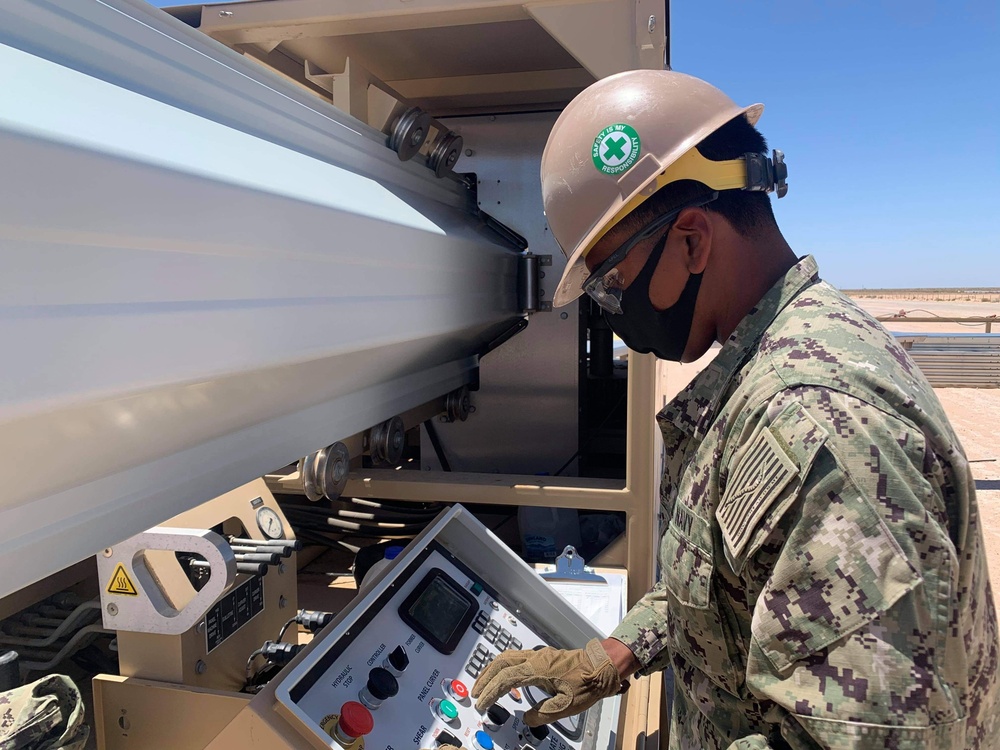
[471,582,483,596]
[439,699,459,720]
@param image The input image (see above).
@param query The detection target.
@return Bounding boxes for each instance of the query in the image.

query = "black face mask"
[604,232,703,362]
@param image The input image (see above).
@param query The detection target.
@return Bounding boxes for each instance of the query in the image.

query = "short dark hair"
[621,114,777,239]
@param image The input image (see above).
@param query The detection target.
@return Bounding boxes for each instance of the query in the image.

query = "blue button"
[474,731,494,750]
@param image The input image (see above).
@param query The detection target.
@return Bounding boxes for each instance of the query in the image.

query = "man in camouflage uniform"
[471,70,999,748]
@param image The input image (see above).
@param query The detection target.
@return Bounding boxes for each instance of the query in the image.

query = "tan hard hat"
[543,69,764,307]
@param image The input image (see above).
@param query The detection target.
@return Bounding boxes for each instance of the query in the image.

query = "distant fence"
[847,289,1000,303]
[877,315,998,333]
[892,333,1000,388]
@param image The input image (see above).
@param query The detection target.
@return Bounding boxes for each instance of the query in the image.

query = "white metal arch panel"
[0,41,520,597]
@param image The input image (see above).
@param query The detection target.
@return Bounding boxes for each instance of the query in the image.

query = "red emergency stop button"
[337,701,374,740]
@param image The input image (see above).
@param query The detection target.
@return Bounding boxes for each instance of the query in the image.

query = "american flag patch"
[717,427,798,561]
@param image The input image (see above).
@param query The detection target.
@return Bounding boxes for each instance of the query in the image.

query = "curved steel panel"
[0,38,520,597]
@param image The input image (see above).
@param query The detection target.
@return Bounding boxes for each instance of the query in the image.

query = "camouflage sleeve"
[730,389,967,749]
[0,674,89,750]
[609,580,674,676]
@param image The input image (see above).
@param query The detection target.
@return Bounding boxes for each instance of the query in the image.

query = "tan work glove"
[471,638,623,726]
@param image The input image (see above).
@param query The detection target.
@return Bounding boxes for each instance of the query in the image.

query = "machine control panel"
[273,508,617,750]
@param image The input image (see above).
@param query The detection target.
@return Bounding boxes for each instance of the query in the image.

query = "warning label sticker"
[106,563,139,596]
[204,575,264,652]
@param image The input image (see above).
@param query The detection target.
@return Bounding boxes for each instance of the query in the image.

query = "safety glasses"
[581,193,718,314]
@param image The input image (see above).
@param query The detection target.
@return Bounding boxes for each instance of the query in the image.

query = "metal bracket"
[98,528,236,635]
[518,253,554,314]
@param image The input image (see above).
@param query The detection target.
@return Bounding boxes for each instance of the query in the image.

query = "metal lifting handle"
[97,528,236,635]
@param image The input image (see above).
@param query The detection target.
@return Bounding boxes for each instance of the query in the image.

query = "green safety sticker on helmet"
[592,124,641,175]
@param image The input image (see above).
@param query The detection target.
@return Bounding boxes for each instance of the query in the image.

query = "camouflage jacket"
[611,256,999,749]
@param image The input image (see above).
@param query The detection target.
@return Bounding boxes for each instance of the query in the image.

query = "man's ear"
[670,207,713,274]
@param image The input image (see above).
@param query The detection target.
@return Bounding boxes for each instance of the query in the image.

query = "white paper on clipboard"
[545,576,627,637]
[537,547,628,637]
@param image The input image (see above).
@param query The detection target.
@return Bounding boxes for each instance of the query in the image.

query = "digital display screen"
[407,575,473,645]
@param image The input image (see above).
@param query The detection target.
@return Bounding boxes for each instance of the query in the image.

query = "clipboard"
[540,545,606,583]
[536,546,628,637]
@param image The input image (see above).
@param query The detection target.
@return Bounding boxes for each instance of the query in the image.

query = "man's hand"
[471,638,633,727]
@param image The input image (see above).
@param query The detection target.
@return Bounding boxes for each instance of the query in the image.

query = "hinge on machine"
[518,253,552,313]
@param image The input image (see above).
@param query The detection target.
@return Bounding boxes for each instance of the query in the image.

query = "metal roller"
[444,386,472,423]
[298,441,351,501]
[427,131,463,178]
[369,416,405,467]
[388,107,432,161]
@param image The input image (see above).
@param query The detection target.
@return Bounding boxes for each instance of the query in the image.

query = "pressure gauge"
[256,507,284,539]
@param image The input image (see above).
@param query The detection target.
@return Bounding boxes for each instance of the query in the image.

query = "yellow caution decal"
[106,563,139,596]
[319,714,339,739]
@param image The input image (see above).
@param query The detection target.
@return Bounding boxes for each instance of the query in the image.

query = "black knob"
[528,724,549,741]
[436,731,462,748]
[486,704,510,726]
[366,667,398,700]
[387,645,409,672]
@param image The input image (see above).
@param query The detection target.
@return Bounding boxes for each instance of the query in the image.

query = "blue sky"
[672,0,998,288]
[146,1,996,287]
